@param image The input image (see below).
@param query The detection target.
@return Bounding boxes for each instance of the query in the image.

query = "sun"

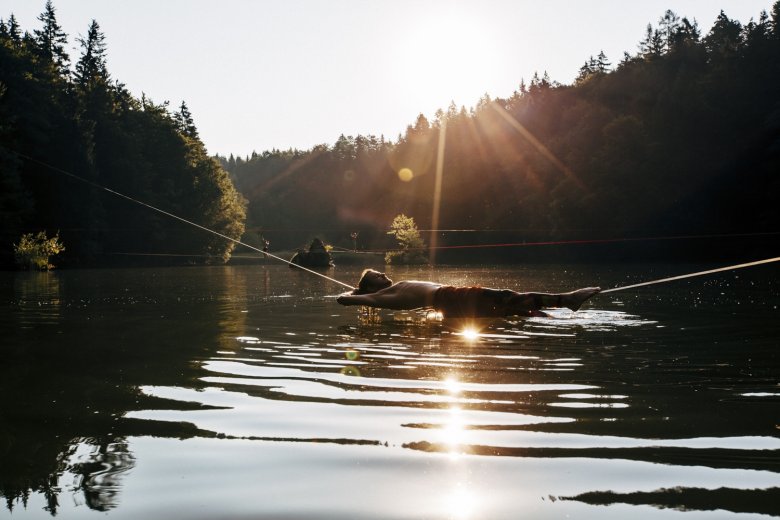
[393,9,502,112]
[459,327,480,341]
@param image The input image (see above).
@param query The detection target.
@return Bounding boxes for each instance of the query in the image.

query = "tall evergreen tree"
[596,50,611,73]
[771,0,780,38]
[33,0,69,74]
[173,101,199,139]
[7,14,20,41]
[704,10,743,59]
[75,20,108,88]
[639,23,665,58]
[658,9,681,50]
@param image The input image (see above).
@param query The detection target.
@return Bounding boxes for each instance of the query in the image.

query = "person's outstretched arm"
[336,290,409,310]
[337,282,436,310]
[337,292,379,307]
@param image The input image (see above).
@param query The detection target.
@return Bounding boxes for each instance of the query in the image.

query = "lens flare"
[397,167,414,182]
[460,327,479,341]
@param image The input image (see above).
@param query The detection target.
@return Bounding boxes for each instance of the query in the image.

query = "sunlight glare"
[443,376,461,395]
[490,102,586,190]
[397,167,414,182]
[441,406,466,449]
[393,10,502,110]
[460,327,480,341]
[442,483,479,520]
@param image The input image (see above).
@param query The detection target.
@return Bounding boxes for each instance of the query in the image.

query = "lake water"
[1,263,778,519]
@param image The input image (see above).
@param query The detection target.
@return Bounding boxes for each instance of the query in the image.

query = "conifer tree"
[658,9,681,50]
[33,0,69,74]
[596,50,611,73]
[639,23,664,58]
[8,13,20,41]
[413,113,430,133]
[75,20,109,88]
[174,101,199,139]
[576,57,595,83]
[704,10,743,59]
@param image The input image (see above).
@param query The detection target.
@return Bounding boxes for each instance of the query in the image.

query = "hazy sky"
[2,0,773,156]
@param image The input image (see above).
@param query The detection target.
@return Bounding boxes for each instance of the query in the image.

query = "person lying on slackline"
[336,269,601,318]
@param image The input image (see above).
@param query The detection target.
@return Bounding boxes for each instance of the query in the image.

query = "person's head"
[354,269,393,294]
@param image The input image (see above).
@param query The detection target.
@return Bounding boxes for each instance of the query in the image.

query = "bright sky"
[2,0,773,157]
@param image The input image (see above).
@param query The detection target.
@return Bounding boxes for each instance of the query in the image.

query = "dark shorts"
[432,286,514,318]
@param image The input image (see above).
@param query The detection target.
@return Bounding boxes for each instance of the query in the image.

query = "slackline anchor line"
[16,152,356,291]
[600,257,780,294]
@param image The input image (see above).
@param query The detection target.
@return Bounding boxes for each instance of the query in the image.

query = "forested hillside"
[223,6,780,261]
[0,2,246,268]
[3,3,778,268]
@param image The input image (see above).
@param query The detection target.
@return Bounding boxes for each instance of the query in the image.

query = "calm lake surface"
[1,263,778,519]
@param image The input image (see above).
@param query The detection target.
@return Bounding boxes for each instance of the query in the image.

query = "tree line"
[0,1,246,268]
[2,3,778,267]
[222,4,780,262]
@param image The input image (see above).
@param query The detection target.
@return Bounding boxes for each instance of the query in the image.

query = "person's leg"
[506,287,600,313]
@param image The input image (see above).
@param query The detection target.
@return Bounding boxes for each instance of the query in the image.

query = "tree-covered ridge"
[0,1,246,268]
[223,5,780,260]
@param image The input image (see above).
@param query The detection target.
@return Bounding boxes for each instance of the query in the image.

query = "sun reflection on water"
[441,406,466,453]
[459,327,480,341]
[442,483,479,520]
[443,377,462,395]
[440,375,470,458]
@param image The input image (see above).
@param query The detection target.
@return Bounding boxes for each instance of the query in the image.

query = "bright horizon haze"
[2,0,773,157]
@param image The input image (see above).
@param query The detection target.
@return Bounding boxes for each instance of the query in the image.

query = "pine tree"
[596,50,611,73]
[33,0,70,74]
[7,14,22,45]
[433,108,445,128]
[413,113,430,133]
[576,57,595,82]
[639,23,664,58]
[770,0,780,38]
[704,11,743,59]
[667,17,701,52]
[174,101,199,139]
[75,20,109,88]
[658,9,681,51]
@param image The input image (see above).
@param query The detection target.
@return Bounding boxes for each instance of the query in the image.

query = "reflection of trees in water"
[561,487,780,517]
[0,268,232,515]
[0,380,140,515]
[2,437,135,514]
[70,439,136,512]
[14,272,61,327]
[3,272,66,513]
[214,267,250,351]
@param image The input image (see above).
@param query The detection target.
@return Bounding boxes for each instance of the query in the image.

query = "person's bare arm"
[337,292,377,307]
[336,289,406,309]
[337,281,440,310]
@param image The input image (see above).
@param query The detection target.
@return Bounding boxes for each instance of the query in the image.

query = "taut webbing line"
[17,153,356,291]
[601,257,780,294]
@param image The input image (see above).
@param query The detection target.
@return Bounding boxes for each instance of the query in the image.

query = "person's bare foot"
[562,287,601,312]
